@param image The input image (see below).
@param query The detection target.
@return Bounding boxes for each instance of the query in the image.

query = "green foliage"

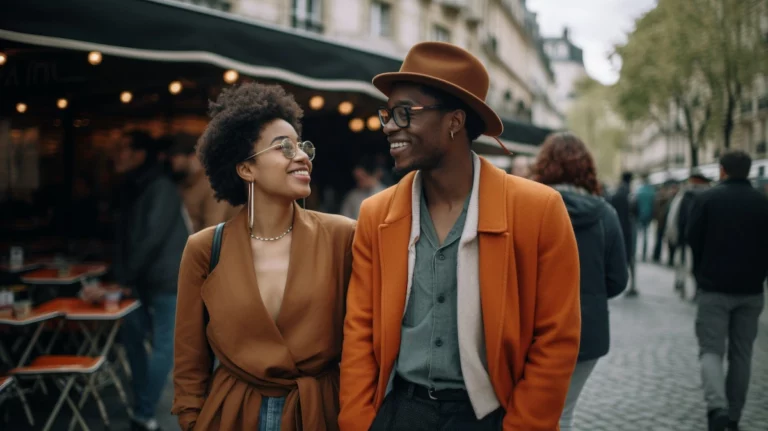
[613,0,768,165]
[567,77,627,182]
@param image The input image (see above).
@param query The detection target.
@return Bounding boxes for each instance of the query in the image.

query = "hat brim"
[372,72,504,137]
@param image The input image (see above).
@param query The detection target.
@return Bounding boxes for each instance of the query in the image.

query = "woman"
[532,132,629,431]
[172,83,356,431]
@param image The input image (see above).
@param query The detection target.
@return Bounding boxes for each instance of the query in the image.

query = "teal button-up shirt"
[395,189,470,390]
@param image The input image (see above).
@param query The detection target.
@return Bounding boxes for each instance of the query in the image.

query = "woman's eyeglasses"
[377,105,443,128]
[243,138,315,162]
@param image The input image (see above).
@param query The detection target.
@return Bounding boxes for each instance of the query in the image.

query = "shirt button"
[438,253,446,261]
[435,338,443,347]
[437,295,446,303]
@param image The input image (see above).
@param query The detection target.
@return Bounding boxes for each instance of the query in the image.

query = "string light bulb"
[169,81,183,95]
[338,101,354,115]
[309,96,325,110]
[223,69,239,84]
[120,91,133,103]
[16,103,27,114]
[0,53,7,66]
[367,116,381,131]
[57,98,68,109]
[88,51,102,65]
[349,118,364,132]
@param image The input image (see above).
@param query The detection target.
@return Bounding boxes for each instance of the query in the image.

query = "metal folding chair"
[11,355,106,431]
[0,375,34,426]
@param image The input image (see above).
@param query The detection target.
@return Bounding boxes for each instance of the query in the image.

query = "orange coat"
[339,157,581,430]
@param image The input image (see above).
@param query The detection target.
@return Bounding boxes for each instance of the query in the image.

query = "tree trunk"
[690,141,699,168]
[724,92,735,149]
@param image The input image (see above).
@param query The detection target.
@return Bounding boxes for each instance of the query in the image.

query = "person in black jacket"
[610,171,636,295]
[687,150,768,431]
[533,133,629,431]
[109,131,189,431]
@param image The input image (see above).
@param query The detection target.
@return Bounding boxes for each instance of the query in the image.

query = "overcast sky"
[527,0,657,84]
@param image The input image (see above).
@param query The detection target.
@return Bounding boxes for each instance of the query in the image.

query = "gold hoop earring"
[248,181,254,235]
[450,131,455,140]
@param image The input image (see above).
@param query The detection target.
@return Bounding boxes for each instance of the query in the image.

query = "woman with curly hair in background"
[532,132,629,431]
[171,82,355,431]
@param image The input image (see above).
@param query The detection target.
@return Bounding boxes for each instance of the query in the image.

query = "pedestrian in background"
[610,171,637,295]
[105,130,187,431]
[166,133,240,233]
[339,155,385,220]
[634,174,656,262]
[664,169,711,299]
[687,150,768,431]
[532,132,629,431]
[172,83,355,431]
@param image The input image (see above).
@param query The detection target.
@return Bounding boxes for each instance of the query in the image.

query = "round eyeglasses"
[378,105,443,128]
[244,138,315,162]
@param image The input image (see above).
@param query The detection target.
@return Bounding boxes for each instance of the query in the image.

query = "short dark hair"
[719,150,751,180]
[167,133,198,156]
[197,82,304,206]
[354,154,380,175]
[418,85,485,142]
[126,130,157,160]
[621,171,633,184]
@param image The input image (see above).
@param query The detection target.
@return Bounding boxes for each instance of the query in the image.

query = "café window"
[370,1,393,38]
[292,0,323,33]
[432,25,451,43]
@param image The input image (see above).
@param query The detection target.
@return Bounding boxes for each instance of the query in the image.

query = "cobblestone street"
[574,261,768,431]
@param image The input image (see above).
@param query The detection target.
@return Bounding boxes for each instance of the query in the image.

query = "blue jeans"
[259,397,286,431]
[120,292,177,420]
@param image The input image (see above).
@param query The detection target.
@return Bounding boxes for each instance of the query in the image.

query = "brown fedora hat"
[372,42,504,137]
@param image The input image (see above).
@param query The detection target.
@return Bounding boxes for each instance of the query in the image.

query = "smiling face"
[383,83,458,175]
[236,118,312,202]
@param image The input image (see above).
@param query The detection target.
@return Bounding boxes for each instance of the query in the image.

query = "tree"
[615,2,713,167]
[567,78,628,183]
[612,0,768,166]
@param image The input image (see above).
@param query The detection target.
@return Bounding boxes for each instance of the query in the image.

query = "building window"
[432,25,451,42]
[370,1,392,38]
[292,0,323,33]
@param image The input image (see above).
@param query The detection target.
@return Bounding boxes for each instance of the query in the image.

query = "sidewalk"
[572,262,768,430]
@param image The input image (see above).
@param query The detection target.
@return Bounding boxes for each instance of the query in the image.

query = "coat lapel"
[378,173,416,370]
[476,158,519,386]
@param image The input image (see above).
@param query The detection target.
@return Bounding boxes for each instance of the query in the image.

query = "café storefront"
[0,0,551,256]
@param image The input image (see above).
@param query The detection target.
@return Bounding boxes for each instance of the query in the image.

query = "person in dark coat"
[610,171,637,295]
[687,150,768,431]
[533,133,629,431]
[85,130,189,431]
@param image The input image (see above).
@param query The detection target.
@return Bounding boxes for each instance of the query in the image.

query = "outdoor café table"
[0,260,45,274]
[0,309,64,368]
[20,264,108,285]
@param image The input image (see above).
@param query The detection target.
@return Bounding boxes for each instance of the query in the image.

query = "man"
[340,155,386,219]
[111,131,188,431]
[652,180,678,265]
[634,175,656,262]
[687,151,768,431]
[167,133,239,232]
[339,42,581,431]
[664,169,711,297]
[610,172,637,295]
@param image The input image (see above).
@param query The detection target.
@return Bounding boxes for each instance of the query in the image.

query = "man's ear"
[450,110,467,135]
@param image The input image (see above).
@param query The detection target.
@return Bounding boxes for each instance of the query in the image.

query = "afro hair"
[197,82,304,206]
